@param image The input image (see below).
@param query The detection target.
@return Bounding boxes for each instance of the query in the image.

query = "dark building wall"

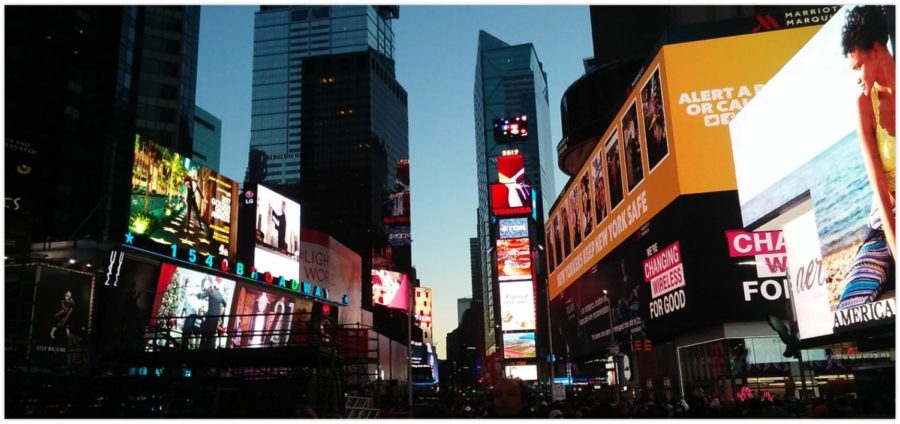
[299,49,408,311]
[5,6,201,245]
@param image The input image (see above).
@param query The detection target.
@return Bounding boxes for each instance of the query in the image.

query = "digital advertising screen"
[497,237,532,282]
[387,225,412,247]
[253,246,300,283]
[604,131,625,210]
[640,68,669,172]
[151,263,237,350]
[29,265,94,362]
[577,172,592,241]
[129,135,239,264]
[493,115,529,142]
[255,184,301,259]
[491,183,532,216]
[498,154,525,184]
[499,218,529,240]
[384,160,411,225]
[505,365,538,381]
[372,269,409,311]
[566,185,583,249]
[499,280,536,331]
[547,22,823,301]
[229,283,313,348]
[729,7,896,339]
[502,332,536,359]
[621,100,645,192]
[301,229,362,324]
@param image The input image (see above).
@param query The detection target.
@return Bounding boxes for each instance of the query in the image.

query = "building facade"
[192,106,222,170]
[415,287,434,345]
[248,5,399,185]
[457,297,472,326]
[473,30,555,383]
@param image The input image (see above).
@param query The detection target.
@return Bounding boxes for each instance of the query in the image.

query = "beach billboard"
[729,6,896,339]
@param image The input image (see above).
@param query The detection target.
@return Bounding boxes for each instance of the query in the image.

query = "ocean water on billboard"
[742,131,872,254]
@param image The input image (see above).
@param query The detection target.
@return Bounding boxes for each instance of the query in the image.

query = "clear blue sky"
[196,6,593,359]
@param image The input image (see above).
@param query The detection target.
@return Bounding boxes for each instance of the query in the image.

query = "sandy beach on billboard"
[822,242,862,313]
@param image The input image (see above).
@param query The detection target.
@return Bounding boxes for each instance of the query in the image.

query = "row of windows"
[254,53,288,71]
[252,83,288,100]
[252,98,288,115]
[255,10,289,28]
[255,25,288,42]
[253,68,290,85]
[251,113,287,130]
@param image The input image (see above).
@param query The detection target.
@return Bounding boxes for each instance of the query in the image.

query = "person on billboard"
[49,290,75,340]
[181,280,201,349]
[198,277,227,349]
[580,174,593,238]
[270,200,289,251]
[838,6,896,310]
[183,168,205,232]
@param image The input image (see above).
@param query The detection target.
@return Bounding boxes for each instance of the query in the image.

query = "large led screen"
[497,238,532,282]
[151,263,237,350]
[491,183,532,216]
[493,115,529,142]
[502,332,536,359]
[229,284,313,348]
[301,229,362,325]
[129,135,239,261]
[621,100,645,192]
[372,269,409,311]
[499,218,528,240]
[255,184,301,259]
[29,266,94,362]
[729,6,896,339]
[499,280,536,331]
[384,160,411,225]
[253,246,300,283]
[505,365,538,381]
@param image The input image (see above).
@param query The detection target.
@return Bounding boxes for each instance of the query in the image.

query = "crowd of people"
[408,378,894,419]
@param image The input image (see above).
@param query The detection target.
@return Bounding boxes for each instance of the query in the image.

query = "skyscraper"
[248,5,399,185]
[473,31,554,375]
[248,5,409,317]
[193,106,222,170]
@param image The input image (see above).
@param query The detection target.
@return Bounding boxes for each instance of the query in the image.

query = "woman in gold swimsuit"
[838,6,895,309]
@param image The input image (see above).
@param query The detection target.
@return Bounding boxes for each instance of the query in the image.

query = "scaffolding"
[5,304,377,417]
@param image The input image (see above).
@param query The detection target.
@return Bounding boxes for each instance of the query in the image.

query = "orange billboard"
[547,25,822,299]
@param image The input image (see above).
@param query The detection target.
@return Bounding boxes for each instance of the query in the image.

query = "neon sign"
[124,233,350,306]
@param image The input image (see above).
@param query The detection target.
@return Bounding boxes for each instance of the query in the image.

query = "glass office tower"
[474,31,554,358]
[249,5,398,185]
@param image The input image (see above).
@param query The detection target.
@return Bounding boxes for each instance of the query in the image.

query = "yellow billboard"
[546,25,821,299]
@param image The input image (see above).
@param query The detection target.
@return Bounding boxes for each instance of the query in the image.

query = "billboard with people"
[729,6,896,340]
[151,263,237,350]
[129,135,239,264]
[229,283,314,348]
[547,23,824,300]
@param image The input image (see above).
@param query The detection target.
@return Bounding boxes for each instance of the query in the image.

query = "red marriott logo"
[752,14,781,32]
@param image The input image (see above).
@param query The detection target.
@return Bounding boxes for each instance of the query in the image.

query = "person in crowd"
[486,378,534,418]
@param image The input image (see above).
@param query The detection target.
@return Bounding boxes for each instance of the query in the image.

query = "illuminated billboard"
[255,184,301,259]
[499,280,536,331]
[26,265,94,362]
[505,364,538,381]
[493,115,529,142]
[497,238,532,282]
[499,218,528,239]
[502,332,536,359]
[152,263,237,350]
[372,269,409,311]
[229,283,313,348]
[384,160,410,225]
[621,100,645,192]
[301,229,362,325]
[253,246,300,283]
[497,154,525,183]
[729,7,896,339]
[388,225,412,246]
[547,24,823,299]
[129,135,239,263]
[491,183,532,216]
